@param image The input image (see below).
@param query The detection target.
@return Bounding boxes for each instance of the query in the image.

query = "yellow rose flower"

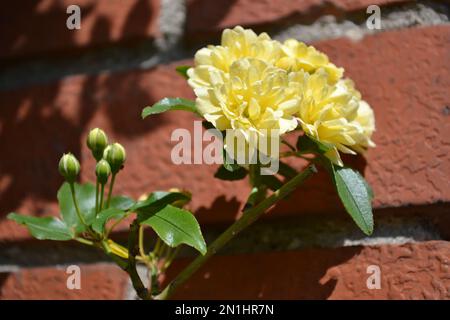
[188,26,282,89]
[296,69,375,166]
[276,39,344,84]
[352,100,376,153]
[187,26,374,166]
[190,58,299,135]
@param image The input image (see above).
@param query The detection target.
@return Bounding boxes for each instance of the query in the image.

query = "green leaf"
[142,98,198,118]
[141,205,206,255]
[57,182,96,232]
[359,173,374,200]
[132,191,191,222]
[92,208,126,234]
[175,65,190,79]
[296,135,332,154]
[109,195,135,210]
[214,165,247,181]
[331,165,374,235]
[8,213,73,240]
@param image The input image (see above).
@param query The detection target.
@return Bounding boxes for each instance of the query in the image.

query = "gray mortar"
[123,210,443,299]
[0,209,443,273]
[0,1,448,91]
[273,1,449,43]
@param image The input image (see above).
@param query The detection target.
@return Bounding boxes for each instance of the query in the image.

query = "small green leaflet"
[7,213,73,241]
[331,165,374,235]
[140,205,207,255]
[142,98,199,118]
[175,65,190,79]
[57,182,96,233]
[92,208,126,234]
[109,195,135,211]
[132,191,191,222]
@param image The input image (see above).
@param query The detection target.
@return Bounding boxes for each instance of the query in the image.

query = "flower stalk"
[69,183,88,227]
[106,173,116,209]
[155,164,317,300]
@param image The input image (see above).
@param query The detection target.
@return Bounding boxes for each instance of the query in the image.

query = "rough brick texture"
[186,0,412,41]
[0,263,128,299]
[164,241,449,299]
[1,0,449,301]
[0,0,160,60]
[1,25,449,241]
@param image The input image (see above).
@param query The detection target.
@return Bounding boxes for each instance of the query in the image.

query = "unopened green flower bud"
[58,153,80,183]
[103,143,126,174]
[95,159,111,185]
[87,128,108,161]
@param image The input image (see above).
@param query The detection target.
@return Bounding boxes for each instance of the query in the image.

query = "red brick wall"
[0,0,449,299]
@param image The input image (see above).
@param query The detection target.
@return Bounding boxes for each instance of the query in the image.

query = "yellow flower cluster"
[188,26,375,165]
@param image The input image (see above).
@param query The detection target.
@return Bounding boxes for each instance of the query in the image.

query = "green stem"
[153,238,162,257]
[155,165,317,300]
[138,225,147,259]
[105,173,116,209]
[99,183,105,211]
[75,237,94,246]
[127,220,152,300]
[101,240,127,269]
[105,213,130,238]
[163,247,180,271]
[69,183,88,227]
[95,181,99,214]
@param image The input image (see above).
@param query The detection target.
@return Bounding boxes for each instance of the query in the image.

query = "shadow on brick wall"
[165,246,362,299]
[0,1,162,218]
[0,0,157,62]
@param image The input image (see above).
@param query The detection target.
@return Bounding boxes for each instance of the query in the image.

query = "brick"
[0,26,449,241]
[0,263,128,299]
[0,0,160,60]
[186,0,411,41]
[163,241,450,299]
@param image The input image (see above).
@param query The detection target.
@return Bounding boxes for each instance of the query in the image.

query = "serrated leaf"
[57,182,96,233]
[8,213,73,240]
[331,166,374,235]
[142,98,198,118]
[214,165,247,181]
[141,205,206,255]
[109,195,135,211]
[92,208,126,234]
[132,191,191,222]
[175,65,190,79]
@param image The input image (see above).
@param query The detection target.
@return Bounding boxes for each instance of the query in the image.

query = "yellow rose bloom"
[352,100,376,153]
[296,69,375,166]
[190,58,299,135]
[188,26,282,89]
[276,39,344,84]
[187,26,374,166]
